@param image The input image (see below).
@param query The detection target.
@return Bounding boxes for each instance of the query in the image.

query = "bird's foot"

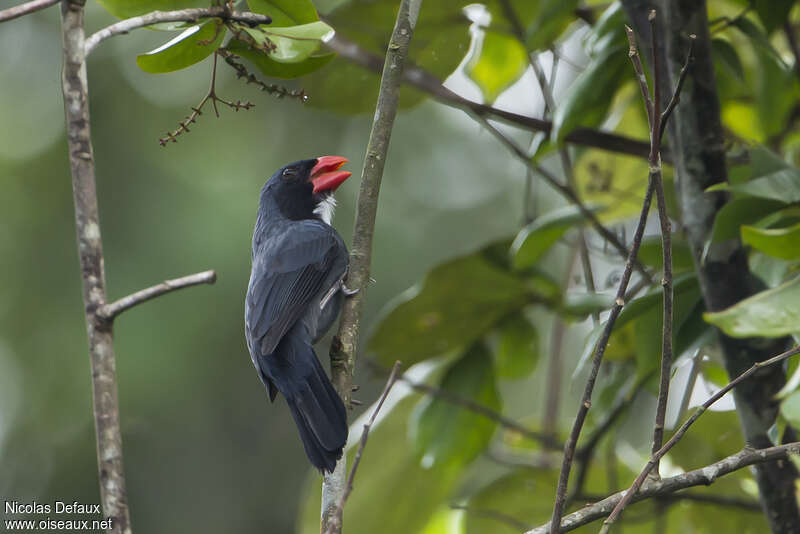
[342,285,359,296]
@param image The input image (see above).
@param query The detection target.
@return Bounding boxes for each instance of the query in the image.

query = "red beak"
[311,156,351,194]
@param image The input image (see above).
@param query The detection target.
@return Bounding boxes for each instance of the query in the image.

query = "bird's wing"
[247,220,347,356]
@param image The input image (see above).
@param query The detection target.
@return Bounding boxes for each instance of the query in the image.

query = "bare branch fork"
[320,1,422,532]
[84,6,272,56]
[324,361,402,534]
[49,1,220,531]
[547,15,694,532]
[533,344,800,533]
[0,0,59,23]
[527,441,800,534]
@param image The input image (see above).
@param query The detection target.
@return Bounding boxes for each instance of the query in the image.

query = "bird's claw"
[342,285,359,296]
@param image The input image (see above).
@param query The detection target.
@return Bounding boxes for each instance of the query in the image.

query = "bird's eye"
[282,168,296,179]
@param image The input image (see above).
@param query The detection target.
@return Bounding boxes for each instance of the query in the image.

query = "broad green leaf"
[136,21,225,74]
[297,392,462,534]
[708,168,800,204]
[711,38,745,81]
[304,0,470,112]
[411,344,500,467]
[562,292,615,318]
[637,235,695,272]
[464,468,558,534]
[247,0,318,26]
[466,31,528,104]
[754,46,800,138]
[551,44,628,142]
[97,0,204,19]
[240,21,333,64]
[742,222,800,260]
[704,276,800,338]
[225,40,334,78]
[520,0,581,52]
[493,314,539,378]
[510,204,594,270]
[753,0,795,34]
[711,197,785,242]
[731,17,787,67]
[368,246,531,366]
[584,1,626,56]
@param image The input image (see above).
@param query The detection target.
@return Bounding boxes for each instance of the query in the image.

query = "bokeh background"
[0,3,566,532]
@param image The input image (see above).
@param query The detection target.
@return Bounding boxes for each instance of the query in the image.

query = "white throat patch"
[314,195,337,225]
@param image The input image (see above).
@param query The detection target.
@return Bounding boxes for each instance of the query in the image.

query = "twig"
[320,1,421,532]
[324,361,402,534]
[659,36,695,139]
[0,0,58,23]
[324,33,660,161]
[528,441,800,534]
[568,372,654,505]
[547,161,656,532]
[98,270,216,320]
[395,371,562,450]
[59,1,130,532]
[218,49,308,101]
[578,490,761,512]
[600,344,800,531]
[159,52,255,146]
[84,7,272,56]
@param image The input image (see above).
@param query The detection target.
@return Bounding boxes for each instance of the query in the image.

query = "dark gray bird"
[245,156,353,473]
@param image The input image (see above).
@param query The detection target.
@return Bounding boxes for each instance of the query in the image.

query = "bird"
[245,156,354,473]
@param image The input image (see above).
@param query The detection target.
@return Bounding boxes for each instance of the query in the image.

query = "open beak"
[311,155,351,194]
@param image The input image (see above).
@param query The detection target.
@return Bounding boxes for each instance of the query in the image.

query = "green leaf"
[562,292,615,318]
[97,0,204,19]
[742,222,800,260]
[520,0,581,52]
[753,0,795,34]
[551,44,628,143]
[510,204,594,270]
[411,344,500,467]
[303,0,470,112]
[781,391,800,432]
[637,235,695,272]
[711,38,745,81]
[464,468,558,534]
[584,2,626,56]
[466,31,528,104]
[711,197,786,242]
[225,40,334,78]
[704,276,800,338]
[731,17,787,67]
[136,21,225,74]
[297,392,462,534]
[708,167,800,204]
[368,246,531,366]
[240,21,333,64]
[247,0,319,26]
[493,315,539,379]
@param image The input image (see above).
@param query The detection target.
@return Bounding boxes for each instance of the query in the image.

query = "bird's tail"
[258,325,348,473]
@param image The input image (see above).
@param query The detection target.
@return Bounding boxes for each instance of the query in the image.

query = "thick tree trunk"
[622,1,799,531]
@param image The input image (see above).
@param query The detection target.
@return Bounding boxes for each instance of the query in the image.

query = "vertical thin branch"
[548,175,655,533]
[321,0,421,532]
[60,1,131,532]
[325,362,402,534]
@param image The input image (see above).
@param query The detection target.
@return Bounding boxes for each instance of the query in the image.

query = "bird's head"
[262,156,352,222]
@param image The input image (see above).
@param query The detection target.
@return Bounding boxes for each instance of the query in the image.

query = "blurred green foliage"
[5,0,800,533]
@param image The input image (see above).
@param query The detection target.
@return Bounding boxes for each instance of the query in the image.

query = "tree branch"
[84,7,272,56]
[98,270,216,320]
[530,442,800,534]
[601,344,800,530]
[324,362,402,534]
[0,0,59,23]
[60,1,130,532]
[320,1,421,532]
[547,173,655,533]
[324,33,660,161]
